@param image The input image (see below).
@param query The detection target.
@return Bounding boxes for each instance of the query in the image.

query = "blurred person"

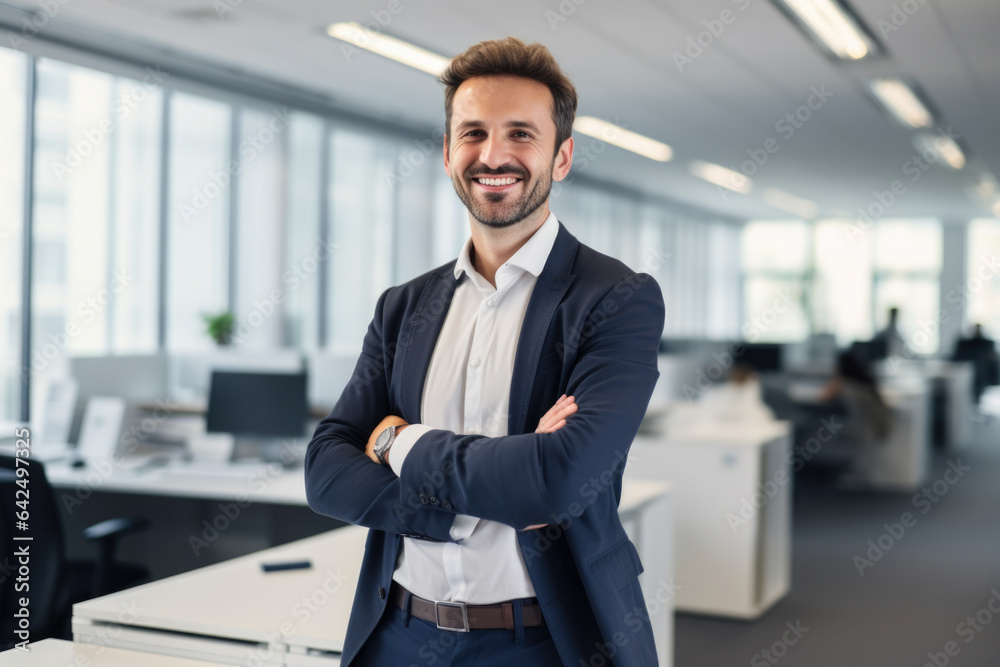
[871,306,907,359]
[696,363,775,423]
[952,323,1000,402]
[819,351,893,479]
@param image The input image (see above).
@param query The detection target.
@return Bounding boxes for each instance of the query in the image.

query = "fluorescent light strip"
[764,188,819,218]
[778,0,873,60]
[869,78,934,129]
[913,133,966,170]
[689,160,753,194]
[326,22,450,76]
[574,117,672,162]
[993,201,1000,218]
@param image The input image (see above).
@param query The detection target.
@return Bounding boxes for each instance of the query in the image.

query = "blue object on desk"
[261,559,312,573]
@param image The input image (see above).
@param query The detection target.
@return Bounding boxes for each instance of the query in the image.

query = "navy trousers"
[352,600,563,666]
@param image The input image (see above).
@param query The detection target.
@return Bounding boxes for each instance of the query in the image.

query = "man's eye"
[514,131,531,139]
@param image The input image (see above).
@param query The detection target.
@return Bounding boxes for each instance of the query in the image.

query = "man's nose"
[478,134,512,170]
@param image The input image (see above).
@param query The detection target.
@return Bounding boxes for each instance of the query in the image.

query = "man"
[305,37,664,666]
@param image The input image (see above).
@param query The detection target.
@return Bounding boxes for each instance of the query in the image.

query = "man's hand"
[366,416,409,465]
[535,394,577,434]
[523,394,577,530]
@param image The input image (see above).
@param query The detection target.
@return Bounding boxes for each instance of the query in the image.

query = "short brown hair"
[441,37,578,155]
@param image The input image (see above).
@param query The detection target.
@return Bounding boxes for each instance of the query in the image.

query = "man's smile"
[473,175,523,192]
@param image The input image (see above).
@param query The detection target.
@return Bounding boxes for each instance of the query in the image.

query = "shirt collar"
[453,211,559,283]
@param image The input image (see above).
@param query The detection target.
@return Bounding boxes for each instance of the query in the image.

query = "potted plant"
[202,311,235,346]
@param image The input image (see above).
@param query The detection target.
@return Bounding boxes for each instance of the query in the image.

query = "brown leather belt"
[391,583,545,632]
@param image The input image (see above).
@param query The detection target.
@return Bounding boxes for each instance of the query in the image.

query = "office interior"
[1,0,999,665]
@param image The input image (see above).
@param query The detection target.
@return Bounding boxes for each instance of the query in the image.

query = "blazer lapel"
[508,222,578,435]
[398,266,461,422]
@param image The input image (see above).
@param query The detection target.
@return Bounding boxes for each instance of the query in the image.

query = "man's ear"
[443,134,451,177]
[553,136,574,182]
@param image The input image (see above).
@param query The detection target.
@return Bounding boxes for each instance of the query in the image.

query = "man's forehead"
[451,75,554,126]
[453,76,553,110]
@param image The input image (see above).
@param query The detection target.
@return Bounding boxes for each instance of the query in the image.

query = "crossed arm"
[306,274,663,538]
[362,394,580,530]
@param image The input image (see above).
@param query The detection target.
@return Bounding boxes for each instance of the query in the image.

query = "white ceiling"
[3,0,999,221]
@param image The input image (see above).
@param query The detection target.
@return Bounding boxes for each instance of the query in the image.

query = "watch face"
[376,425,394,452]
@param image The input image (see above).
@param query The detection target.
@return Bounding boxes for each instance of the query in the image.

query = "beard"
[452,162,553,229]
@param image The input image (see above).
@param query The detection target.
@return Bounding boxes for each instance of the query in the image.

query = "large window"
[741,220,811,342]
[30,59,162,389]
[284,113,325,350]
[0,47,26,420]
[166,93,230,350]
[967,219,1000,339]
[742,218,943,352]
[872,220,942,354]
[326,129,396,354]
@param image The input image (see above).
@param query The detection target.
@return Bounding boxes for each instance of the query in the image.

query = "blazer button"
[441,500,452,510]
[378,586,385,600]
[418,493,429,504]
[428,496,439,505]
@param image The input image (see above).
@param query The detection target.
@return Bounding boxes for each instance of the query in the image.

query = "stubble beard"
[453,164,554,229]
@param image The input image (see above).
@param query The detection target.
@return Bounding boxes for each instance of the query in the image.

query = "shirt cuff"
[388,424,432,478]
[449,514,480,543]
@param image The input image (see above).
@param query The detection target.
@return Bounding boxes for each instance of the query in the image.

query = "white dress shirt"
[387,211,560,604]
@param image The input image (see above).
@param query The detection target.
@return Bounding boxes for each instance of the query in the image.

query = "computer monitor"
[206,371,308,439]
[738,343,783,373]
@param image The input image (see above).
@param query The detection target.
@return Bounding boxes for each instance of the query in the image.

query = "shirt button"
[378,586,385,599]
[487,299,495,307]
[470,358,480,367]
[442,500,452,510]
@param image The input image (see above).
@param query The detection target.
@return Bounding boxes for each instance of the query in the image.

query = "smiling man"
[306,37,664,666]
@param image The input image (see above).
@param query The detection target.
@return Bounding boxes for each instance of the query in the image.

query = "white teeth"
[477,177,519,186]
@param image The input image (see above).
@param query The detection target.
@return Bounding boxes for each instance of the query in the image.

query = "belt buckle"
[434,600,470,632]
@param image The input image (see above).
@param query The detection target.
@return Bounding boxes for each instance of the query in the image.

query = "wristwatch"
[373,425,398,465]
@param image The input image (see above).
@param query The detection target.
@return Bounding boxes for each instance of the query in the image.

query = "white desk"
[46,459,308,505]
[74,480,674,666]
[1,639,226,666]
[628,421,792,620]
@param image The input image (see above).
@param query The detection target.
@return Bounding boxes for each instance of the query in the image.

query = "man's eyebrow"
[453,120,543,133]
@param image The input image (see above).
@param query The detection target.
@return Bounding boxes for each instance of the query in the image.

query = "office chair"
[0,456,150,648]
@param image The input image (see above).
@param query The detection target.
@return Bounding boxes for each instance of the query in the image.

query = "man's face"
[444,75,572,229]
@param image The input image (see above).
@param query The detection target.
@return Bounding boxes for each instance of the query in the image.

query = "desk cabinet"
[628,422,792,620]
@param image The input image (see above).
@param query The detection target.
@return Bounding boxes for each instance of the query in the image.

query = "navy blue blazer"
[305,222,665,666]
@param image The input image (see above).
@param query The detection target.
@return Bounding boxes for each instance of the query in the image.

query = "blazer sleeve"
[397,274,665,530]
[304,289,457,543]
